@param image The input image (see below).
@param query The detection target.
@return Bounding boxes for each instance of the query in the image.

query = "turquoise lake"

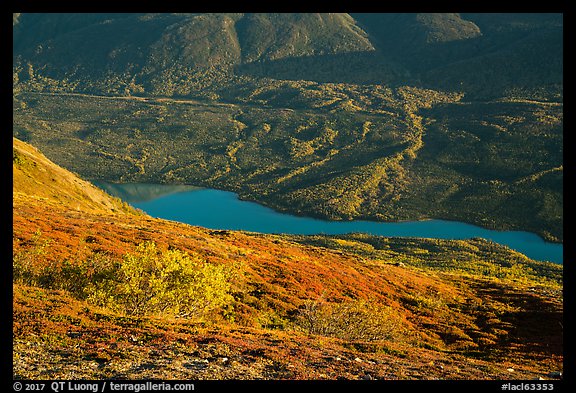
[97,183,563,264]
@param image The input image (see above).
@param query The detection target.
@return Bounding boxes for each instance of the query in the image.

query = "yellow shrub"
[297,297,403,341]
[86,242,234,319]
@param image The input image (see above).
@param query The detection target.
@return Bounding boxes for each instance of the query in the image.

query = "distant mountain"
[13,13,374,65]
[13,13,562,98]
[13,13,385,95]
[352,13,562,97]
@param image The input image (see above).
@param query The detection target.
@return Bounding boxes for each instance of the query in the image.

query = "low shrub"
[14,239,236,320]
[296,296,402,341]
[86,242,235,318]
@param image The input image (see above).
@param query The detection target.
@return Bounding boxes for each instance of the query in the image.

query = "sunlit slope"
[13,138,562,379]
[13,137,134,214]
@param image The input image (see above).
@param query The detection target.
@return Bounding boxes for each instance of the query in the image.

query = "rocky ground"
[13,285,563,381]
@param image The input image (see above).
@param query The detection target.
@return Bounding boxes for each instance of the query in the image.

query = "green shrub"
[296,297,402,341]
[14,237,235,320]
[86,242,234,319]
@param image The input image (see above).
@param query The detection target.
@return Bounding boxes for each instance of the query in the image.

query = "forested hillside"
[12,13,562,241]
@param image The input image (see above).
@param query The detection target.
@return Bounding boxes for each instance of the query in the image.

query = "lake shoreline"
[96,180,562,244]
[96,182,563,264]
[239,195,564,245]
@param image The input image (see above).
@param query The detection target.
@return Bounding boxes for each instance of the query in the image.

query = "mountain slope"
[12,138,563,380]
[12,14,563,242]
[352,13,562,97]
[14,13,562,97]
[13,137,134,214]
[13,13,381,95]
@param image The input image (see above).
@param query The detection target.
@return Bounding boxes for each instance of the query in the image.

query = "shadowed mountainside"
[12,13,563,242]
[13,13,562,97]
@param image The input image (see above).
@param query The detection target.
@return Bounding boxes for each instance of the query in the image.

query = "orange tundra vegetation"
[12,137,562,380]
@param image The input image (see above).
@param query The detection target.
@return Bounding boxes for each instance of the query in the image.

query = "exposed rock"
[547,371,562,379]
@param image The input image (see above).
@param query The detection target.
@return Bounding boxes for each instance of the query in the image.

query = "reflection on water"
[94,181,200,203]
[99,182,563,264]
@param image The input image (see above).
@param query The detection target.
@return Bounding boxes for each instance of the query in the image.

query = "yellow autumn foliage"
[86,242,234,319]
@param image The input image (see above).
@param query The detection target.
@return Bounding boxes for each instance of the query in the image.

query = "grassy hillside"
[13,137,135,214]
[12,138,563,380]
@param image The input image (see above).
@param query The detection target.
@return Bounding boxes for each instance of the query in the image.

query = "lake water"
[97,183,563,264]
